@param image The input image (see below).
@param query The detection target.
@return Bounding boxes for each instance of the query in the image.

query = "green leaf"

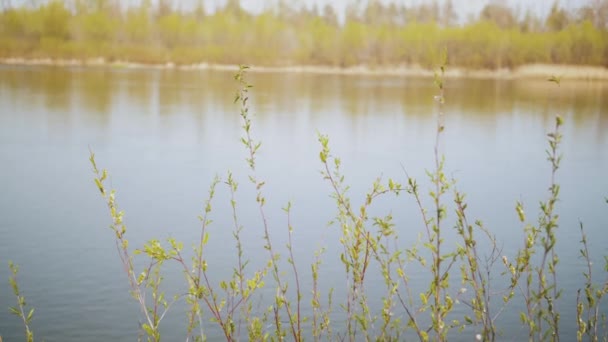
[340,253,347,265]
[548,75,561,86]
[141,323,155,336]
[26,308,34,322]
[9,306,20,316]
[9,277,18,295]
[420,293,428,306]
[94,178,104,194]
[520,312,527,323]
[515,201,526,222]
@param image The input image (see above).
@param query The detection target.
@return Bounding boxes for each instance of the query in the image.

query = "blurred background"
[0,0,607,69]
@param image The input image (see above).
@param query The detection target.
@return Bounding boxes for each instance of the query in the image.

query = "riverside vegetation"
[5,63,608,341]
[0,1,608,68]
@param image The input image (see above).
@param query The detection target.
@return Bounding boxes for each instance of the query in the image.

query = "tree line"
[0,0,607,68]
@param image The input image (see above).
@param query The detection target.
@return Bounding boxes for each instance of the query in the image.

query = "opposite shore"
[2,57,608,81]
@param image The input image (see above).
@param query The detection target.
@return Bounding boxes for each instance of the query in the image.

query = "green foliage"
[480,3,517,29]
[576,222,608,342]
[508,112,564,341]
[8,261,34,342]
[0,1,607,67]
[546,1,570,32]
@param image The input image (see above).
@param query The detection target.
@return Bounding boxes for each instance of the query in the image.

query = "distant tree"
[594,0,608,28]
[76,0,118,14]
[578,6,595,23]
[577,0,608,29]
[363,0,385,25]
[410,1,439,23]
[124,0,152,43]
[321,4,338,27]
[345,0,362,23]
[277,0,295,20]
[0,7,25,37]
[193,0,205,21]
[224,0,243,17]
[1,0,607,68]
[545,1,569,31]
[520,9,543,32]
[73,0,86,14]
[280,0,311,27]
[385,3,402,26]
[72,6,117,42]
[441,0,457,27]
[397,4,409,25]
[42,1,71,39]
[157,0,173,18]
[363,1,399,26]
[363,0,377,24]
[296,2,317,23]
[480,2,516,29]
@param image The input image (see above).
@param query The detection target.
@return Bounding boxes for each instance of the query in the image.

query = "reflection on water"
[0,66,606,341]
[2,67,607,140]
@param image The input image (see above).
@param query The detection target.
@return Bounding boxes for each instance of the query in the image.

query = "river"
[0,66,606,341]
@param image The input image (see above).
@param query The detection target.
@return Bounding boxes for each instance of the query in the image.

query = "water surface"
[0,66,606,341]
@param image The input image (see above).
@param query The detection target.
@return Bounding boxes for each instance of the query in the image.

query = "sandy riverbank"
[2,57,608,81]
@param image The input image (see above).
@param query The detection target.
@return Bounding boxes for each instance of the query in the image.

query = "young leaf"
[548,75,561,86]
